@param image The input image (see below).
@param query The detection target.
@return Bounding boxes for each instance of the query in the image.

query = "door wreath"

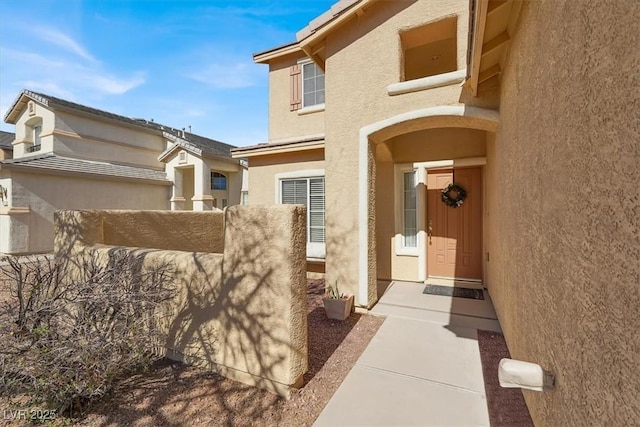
[441,183,467,208]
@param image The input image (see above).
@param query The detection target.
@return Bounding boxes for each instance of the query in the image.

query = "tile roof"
[162,129,236,158]
[1,154,169,183]
[4,90,236,159]
[0,131,14,150]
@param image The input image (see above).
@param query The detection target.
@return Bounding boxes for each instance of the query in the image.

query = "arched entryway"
[357,106,499,307]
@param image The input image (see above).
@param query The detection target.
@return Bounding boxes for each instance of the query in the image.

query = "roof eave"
[231,140,325,159]
[3,92,31,124]
[0,162,172,186]
[465,0,489,96]
[297,0,375,69]
[253,42,302,64]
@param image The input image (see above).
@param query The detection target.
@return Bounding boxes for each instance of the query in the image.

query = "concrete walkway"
[314,280,501,427]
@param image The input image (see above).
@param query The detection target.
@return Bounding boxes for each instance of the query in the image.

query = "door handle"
[428,219,433,244]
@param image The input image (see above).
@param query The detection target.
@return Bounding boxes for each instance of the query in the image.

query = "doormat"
[423,284,484,300]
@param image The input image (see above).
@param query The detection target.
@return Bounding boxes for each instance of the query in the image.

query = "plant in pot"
[323,282,354,321]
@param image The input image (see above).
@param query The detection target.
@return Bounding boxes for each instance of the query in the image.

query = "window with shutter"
[281,177,325,244]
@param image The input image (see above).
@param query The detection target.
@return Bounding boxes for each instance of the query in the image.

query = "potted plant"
[323,282,354,320]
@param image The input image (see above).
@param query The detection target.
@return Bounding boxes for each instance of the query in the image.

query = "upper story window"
[26,123,42,153]
[400,15,458,81]
[302,62,325,108]
[211,172,227,190]
[289,60,325,111]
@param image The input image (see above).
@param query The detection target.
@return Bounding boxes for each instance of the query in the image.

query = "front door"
[426,167,483,281]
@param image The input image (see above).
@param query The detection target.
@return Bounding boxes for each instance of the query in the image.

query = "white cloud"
[0,47,66,68]
[0,45,145,98]
[79,71,146,95]
[31,26,97,63]
[188,61,262,89]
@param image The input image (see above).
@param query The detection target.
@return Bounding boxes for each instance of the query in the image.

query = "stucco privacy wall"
[322,0,495,303]
[485,1,640,425]
[53,206,308,397]
[3,171,169,254]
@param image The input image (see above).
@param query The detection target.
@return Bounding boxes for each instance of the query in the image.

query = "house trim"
[298,103,326,115]
[0,206,30,215]
[231,138,325,158]
[0,162,172,186]
[358,105,499,307]
[387,69,467,96]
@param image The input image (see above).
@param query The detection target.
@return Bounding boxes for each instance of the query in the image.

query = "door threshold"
[425,277,484,289]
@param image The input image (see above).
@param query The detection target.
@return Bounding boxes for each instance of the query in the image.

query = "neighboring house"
[233,0,638,426]
[1,90,244,254]
[0,131,14,160]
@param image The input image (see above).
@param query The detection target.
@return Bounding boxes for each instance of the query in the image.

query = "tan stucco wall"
[100,211,224,253]
[322,0,497,302]
[53,205,308,397]
[53,111,165,169]
[485,1,640,425]
[375,155,394,280]
[3,171,169,253]
[392,128,486,163]
[268,53,325,141]
[247,149,324,205]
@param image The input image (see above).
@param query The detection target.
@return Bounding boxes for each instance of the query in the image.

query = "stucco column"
[192,160,214,211]
[170,168,185,211]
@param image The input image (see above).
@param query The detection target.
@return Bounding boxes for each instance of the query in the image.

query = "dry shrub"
[0,249,175,415]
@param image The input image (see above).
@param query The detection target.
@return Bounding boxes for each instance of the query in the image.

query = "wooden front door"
[426,167,483,280]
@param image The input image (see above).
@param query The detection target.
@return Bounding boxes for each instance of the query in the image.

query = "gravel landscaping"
[65,278,385,427]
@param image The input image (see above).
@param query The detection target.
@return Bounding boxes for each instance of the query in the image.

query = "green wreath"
[441,183,467,208]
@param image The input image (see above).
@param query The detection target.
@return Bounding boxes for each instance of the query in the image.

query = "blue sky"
[0,0,335,146]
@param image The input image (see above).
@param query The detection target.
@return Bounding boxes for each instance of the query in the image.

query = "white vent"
[178,150,186,163]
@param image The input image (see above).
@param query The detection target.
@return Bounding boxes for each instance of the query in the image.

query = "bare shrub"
[0,249,175,415]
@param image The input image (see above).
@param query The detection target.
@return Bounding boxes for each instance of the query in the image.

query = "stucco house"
[1,90,245,254]
[233,0,638,425]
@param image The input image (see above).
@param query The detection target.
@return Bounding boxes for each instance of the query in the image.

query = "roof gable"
[3,89,236,158]
[158,131,236,162]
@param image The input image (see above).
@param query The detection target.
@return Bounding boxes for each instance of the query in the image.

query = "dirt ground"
[0,278,384,427]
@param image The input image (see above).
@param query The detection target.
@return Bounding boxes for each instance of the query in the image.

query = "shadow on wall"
[53,206,308,398]
[324,215,362,303]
